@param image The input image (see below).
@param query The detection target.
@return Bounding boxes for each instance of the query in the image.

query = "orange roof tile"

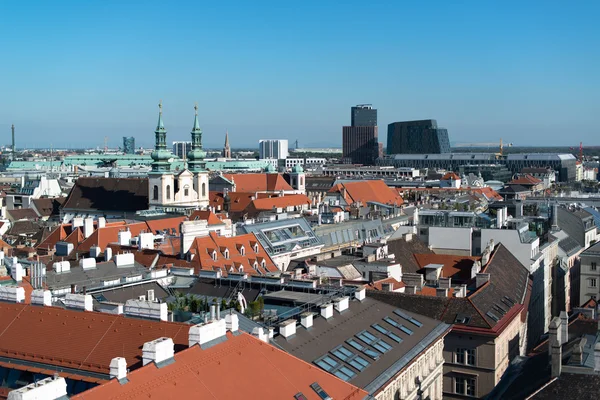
[223,173,294,193]
[441,172,460,180]
[367,277,405,291]
[189,210,226,225]
[35,225,69,252]
[509,174,542,186]
[72,332,368,400]
[249,194,311,211]
[0,303,189,375]
[329,180,404,206]
[190,232,279,276]
[414,253,481,282]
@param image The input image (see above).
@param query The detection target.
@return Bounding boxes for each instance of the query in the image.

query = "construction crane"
[104,136,108,153]
[497,138,512,156]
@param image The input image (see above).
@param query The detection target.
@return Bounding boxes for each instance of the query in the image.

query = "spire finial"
[159,100,163,113]
[194,102,198,116]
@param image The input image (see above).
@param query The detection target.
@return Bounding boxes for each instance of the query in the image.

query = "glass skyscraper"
[351,104,377,127]
[387,119,451,154]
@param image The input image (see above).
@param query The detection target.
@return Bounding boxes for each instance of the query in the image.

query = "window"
[202,182,206,197]
[346,338,380,360]
[153,185,158,200]
[240,246,245,256]
[590,278,597,288]
[184,187,189,197]
[455,349,476,366]
[455,377,476,396]
[166,185,171,200]
[372,324,402,343]
[592,262,597,271]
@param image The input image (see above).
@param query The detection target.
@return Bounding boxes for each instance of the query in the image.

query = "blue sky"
[1,1,598,149]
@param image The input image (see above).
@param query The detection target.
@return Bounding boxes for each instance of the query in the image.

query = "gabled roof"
[499,184,530,194]
[0,303,189,376]
[7,208,39,221]
[189,232,279,276]
[188,210,226,225]
[62,177,149,212]
[386,236,433,274]
[222,173,294,192]
[413,253,481,283]
[72,332,368,400]
[441,172,460,180]
[248,194,311,211]
[509,174,543,186]
[328,180,404,206]
[31,197,65,217]
[6,220,43,236]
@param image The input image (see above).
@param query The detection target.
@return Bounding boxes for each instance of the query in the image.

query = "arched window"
[153,185,158,200]
[202,182,206,197]
[300,176,304,186]
[184,185,189,197]
[166,185,171,200]
[240,246,245,256]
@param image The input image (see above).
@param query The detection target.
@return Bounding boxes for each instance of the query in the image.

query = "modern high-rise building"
[259,139,288,159]
[387,119,451,155]
[343,105,379,165]
[172,141,192,159]
[122,136,135,154]
[351,104,377,127]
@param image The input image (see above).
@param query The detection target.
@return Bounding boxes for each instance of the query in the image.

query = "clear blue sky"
[1,0,598,149]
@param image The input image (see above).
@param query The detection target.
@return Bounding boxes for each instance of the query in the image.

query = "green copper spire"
[151,100,172,174]
[188,102,206,173]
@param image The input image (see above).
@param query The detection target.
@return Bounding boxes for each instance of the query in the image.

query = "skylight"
[372,323,403,343]
[393,309,423,327]
[356,330,392,354]
[346,338,380,360]
[383,317,414,335]
[330,346,370,372]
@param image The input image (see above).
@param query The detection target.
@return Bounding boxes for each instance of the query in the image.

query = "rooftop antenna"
[579,142,583,162]
[11,124,15,161]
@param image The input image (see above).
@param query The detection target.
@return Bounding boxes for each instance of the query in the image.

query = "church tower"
[290,164,306,194]
[149,101,175,208]
[187,104,210,209]
[222,131,231,158]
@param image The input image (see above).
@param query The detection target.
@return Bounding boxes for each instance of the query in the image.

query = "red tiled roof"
[329,180,404,206]
[441,172,460,180]
[509,174,542,186]
[367,277,405,291]
[223,173,294,193]
[0,238,12,250]
[248,194,311,211]
[0,303,189,375]
[190,232,279,276]
[189,210,225,226]
[72,332,368,400]
[35,225,70,252]
[414,253,482,282]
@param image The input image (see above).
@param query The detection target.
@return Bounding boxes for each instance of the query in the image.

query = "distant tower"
[222,131,231,158]
[11,124,15,160]
[148,101,175,208]
[188,103,209,208]
[290,164,306,194]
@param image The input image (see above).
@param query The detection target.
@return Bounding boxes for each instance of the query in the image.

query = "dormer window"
[211,250,217,261]
[224,249,229,259]
[239,266,244,273]
[261,260,266,268]
[239,246,245,256]
[254,244,259,253]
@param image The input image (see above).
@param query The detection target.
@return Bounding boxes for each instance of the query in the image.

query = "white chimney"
[104,247,113,262]
[109,357,127,380]
[64,293,93,311]
[7,376,67,400]
[147,289,155,302]
[53,261,70,273]
[225,311,239,332]
[320,303,333,319]
[11,263,24,282]
[333,296,349,313]
[118,230,132,246]
[0,286,25,303]
[139,232,154,250]
[142,337,174,366]
[188,319,227,348]
[252,327,269,343]
[355,287,366,301]
[73,217,84,228]
[79,258,96,270]
[301,312,314,329]
[90,246,102,258]
[31,289,52,306]
[279,319,297,338]
[83,217,94,239]
[114,253,135,266]
[98,217,106,229]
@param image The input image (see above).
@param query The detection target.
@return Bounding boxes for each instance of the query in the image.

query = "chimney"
[320,303,333,319]
[98,217,106,229]
[83,217,94,239]
[114,253,134,266]
[118,230,132,246]
[139,232,154,250]
[402,273,424,290]
[333,296,349,313]
[0,286,25,303]
[64,293,93,311]
[354,286,366,301]
[279,319,297,338]
[79,257,96,270]
[251,327,269,343]
[560,311,568,345]
[188,318,227,348]
[210,305,216,321]
[104,247,113,262]
[109,357,127,380]
[31,289,52,306]
[142,337,174,366]
[73,217,83,228]
[405,285,417,295]
[300,312,314,329]
[549,316,562,352]
[439,277,452,289]
[6,375,67,400]
[436,288,448,297]
[572,337,586,365]
[471,260,482,278]
[551,336,562,378]
[147,289,155,302]
[381,282,394,292]
[476,273,490,289]
[225,311,239,332]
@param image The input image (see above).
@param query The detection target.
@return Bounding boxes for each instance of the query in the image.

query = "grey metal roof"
[238,217,323,256]
[314,219,385,248]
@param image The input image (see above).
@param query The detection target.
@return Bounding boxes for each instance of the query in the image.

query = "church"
[148,102,210,212]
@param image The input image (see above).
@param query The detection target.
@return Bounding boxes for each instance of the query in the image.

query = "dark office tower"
[351,104,377,127]
[122,136,135,154]
[342,126,379,165]
[387,119,451,155]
